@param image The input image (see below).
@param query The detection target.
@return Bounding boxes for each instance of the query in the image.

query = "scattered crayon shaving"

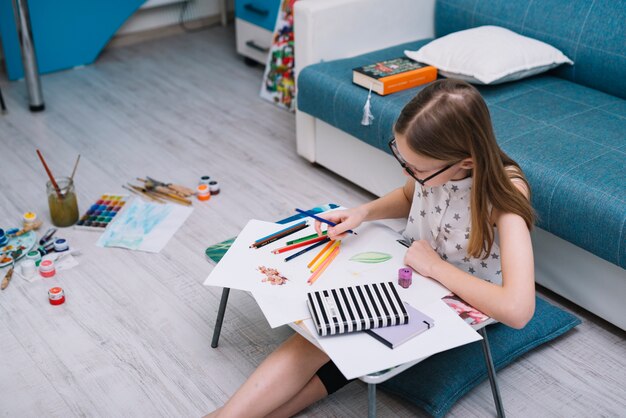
[258,265,289,285]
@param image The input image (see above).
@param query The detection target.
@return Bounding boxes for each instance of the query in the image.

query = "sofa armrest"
[294,0,435,76]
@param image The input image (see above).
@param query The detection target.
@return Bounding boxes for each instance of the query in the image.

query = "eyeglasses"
[388,138,455,186]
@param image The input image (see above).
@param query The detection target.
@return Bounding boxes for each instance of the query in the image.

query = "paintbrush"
[15,219,44,236]
[36,149,63,199]
[1,261,15,290]
[147,188,192,206]
[134,179,193,204]
[69,154,81,182]
[145,176,195,197]
[123,184,165,203]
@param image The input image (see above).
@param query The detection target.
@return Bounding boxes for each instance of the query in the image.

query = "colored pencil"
[251,222,308,249]
[36,149,63,199]
[284,237,330,262]
[286,230,327,246]
[396,239,410,248]
[272,235,328,254]
[253,222,307,247]
[307,240,333,268]
[310,240,341,272]
[254,221,307,244]
[308,245,341,285]
[294,208,357,235]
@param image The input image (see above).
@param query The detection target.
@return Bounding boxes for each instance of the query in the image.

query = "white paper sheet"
[204,218,451,328]
[97,199,193,253]
[301,299,482,379]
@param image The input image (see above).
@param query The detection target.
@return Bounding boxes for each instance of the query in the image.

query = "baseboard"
[108,12,233,49]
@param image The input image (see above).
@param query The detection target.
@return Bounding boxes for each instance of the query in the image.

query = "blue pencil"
[284,237,330,262]
[254,220,307,244]
[294,208,357,235]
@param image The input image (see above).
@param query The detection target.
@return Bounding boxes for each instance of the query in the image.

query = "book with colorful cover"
[365,302,435,349]
[442,293,496,330]
[353,57,437,95]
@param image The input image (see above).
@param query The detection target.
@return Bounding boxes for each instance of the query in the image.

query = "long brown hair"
[394,79,534,259]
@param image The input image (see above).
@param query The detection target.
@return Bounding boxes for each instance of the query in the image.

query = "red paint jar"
[48,287,65,305]
[39,259,56,278]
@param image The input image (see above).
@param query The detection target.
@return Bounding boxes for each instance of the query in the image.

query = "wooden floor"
[0,26,624,418]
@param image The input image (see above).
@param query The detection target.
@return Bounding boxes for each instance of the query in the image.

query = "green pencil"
[286,230,327,245]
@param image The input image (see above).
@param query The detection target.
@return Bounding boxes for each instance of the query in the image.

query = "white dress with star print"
[403,176,503,285]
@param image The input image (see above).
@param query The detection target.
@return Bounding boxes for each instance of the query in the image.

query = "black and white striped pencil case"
[306,282,409,336]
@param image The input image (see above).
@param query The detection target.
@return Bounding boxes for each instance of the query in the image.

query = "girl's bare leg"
[263,374,328,418]
[205,333,329,418]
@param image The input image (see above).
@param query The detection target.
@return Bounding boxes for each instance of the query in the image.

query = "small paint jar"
[53,238,69,252]
[0,228,8,246]
[23,211,37,225]
[5,228,19,238]
[39,259,56,278]
[197,184,211,201]
[21,259,36,278]
[398,268,412,289]
[199,175,211,185]
[26,250,42,266]
[209,180,220,195]
[48,287,65,305]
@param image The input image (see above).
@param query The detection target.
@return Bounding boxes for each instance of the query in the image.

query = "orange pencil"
[307,240,333,268]
[307,245,340,285]
[310,240,340,272]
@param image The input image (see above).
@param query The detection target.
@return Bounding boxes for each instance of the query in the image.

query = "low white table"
[211,288,506,418]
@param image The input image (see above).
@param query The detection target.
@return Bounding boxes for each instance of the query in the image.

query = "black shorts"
[316,360,355,395]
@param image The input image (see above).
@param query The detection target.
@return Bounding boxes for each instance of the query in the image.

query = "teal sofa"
[294,0,625,329]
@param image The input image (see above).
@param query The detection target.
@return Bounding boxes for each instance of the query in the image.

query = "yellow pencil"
[310,240,340,272]
[308,245,340,285]
[307,240,334,269]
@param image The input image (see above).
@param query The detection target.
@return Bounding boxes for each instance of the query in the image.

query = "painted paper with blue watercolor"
[97,198,193,253]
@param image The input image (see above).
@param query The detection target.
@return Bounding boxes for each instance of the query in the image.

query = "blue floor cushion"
[379,296,581,417]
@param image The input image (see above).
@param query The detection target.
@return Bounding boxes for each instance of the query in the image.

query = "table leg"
[479,327,506,418]
[0,87,6,113]
[211,287,231,348]
[11,0,45,111]
[368,383,376,418]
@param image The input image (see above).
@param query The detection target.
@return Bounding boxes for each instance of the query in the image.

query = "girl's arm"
[318,179,415,239]
[405,209,535,329]
[361,178,415,222]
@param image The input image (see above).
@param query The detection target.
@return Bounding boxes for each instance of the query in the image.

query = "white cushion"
[405,25,573,85]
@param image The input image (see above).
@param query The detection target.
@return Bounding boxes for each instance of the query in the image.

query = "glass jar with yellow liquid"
[47,177,79,227]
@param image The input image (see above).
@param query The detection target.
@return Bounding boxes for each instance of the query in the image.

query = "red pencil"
[272,235,327,254]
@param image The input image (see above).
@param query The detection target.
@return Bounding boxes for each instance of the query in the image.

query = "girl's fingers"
[314,220,324,236]
[330,232,350,240]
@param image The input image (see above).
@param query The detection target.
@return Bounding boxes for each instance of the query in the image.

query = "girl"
[207,79,535,418]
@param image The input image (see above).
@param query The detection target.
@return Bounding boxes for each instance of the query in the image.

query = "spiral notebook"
[307,282,409,337]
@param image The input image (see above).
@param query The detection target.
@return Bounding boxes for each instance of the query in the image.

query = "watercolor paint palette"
[0,231,37,267]
[75,194,129,230]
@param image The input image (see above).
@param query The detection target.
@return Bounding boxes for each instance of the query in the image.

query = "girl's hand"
[404,240,445,279]
[314,207,367,240]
